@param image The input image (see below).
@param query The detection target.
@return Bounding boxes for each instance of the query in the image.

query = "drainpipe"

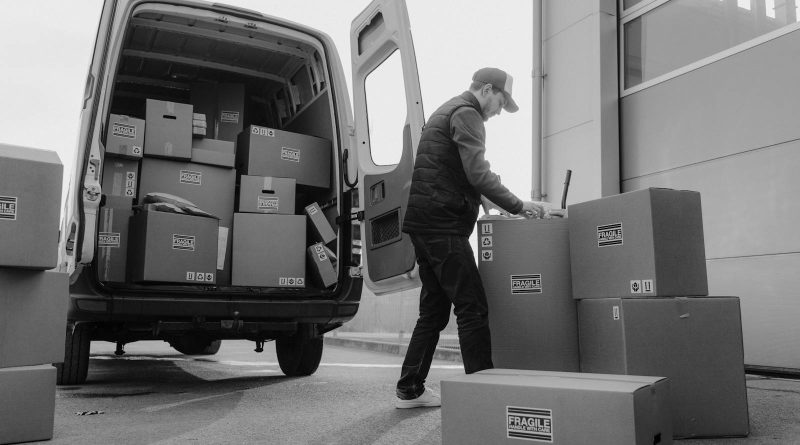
[531,0,544,202]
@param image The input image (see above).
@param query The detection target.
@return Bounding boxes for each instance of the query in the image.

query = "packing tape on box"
[262,177,274,193]
[217,227,229,271]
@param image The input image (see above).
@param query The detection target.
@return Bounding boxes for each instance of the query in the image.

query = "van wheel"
[276,330,323,377]
[56,323,92,385]
[170,337,222,356]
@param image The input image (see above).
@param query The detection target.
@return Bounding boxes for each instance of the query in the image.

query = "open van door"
[350,0,424,295]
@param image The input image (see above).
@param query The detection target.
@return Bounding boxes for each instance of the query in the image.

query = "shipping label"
[481,223,493,235]
[0,196,17,221]
[179,170,202,185]
[630,280,642,293]
[220,110,239,123]
[481,236,493,248]
[125,171,137,197]
[98,232,121,248]
[507,406,553,442]
[186,271,214,282]
[307,204,319,215]
[172,234,196,251]
[257,196,279,211]
[480,250,493,262]
[597,223,623,247]
[511,274,542,294]
[112,122,137,139]
[642,279,654,293]
[278,277,305,286]
[251,126,276,137]
[314,244,328,262]
[281,147,300,163]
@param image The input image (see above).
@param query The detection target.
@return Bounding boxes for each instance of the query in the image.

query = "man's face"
[481,89,508,121]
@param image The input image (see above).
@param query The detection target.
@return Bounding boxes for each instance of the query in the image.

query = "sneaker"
[395,389,441,409]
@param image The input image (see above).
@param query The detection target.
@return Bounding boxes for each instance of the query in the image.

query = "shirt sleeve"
[451,107,524,214]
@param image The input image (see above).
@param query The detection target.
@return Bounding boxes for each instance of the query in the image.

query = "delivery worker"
[395,67,544,408]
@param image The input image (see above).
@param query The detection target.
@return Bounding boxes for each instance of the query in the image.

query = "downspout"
[531,0,544,201]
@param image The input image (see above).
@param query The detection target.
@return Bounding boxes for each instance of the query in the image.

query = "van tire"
[276,330,323,377]
[56,323,92,385]
[170,337,222,356]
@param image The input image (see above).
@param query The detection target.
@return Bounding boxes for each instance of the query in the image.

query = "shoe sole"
[395,401,441,409]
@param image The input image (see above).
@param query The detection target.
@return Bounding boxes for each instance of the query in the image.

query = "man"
[395,67,543,408]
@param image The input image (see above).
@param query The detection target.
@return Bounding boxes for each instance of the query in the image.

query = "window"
[364,51,406,166]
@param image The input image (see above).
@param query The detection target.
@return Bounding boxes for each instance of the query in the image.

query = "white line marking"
[142,391,244,413]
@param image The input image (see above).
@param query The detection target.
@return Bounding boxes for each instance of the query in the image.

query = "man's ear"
[482,83,494,96]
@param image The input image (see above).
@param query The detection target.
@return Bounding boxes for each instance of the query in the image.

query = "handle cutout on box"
[162,114,177,120]
[260,189,275,194]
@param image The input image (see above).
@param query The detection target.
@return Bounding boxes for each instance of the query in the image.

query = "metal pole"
[531,0,544,201]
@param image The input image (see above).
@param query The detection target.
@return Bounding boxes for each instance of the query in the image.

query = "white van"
[58,0,423,384]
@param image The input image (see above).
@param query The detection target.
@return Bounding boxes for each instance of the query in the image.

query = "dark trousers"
[396,233,493,399]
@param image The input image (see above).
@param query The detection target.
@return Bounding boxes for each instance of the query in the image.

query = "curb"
[324,336,463,363]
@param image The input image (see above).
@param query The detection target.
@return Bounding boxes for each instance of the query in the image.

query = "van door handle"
[83,73,95,110]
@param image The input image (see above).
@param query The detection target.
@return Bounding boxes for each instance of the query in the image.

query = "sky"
[0,0,535,208]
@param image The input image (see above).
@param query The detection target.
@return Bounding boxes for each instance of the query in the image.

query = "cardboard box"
[0,143,63,269]
[232,213,306,287]
[0,365,56,444]
[217,83,245,142]
[106,114,144,158]
[237,125,331,188]
[305,202,337,244]
[307,242,337,288]
[442,369,672,445]
[128,210,219,284]
[578,297,749,438]
[192,138,235,168]
[102,155,139,199]
[0,270,68,368]
[97,196,133,283]
[568,188,708,299]
[144,98,193,160]
[238,176,296,214]
[477,217,579,371]
[138,158,236,284]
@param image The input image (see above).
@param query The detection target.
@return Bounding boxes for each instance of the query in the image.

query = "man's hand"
[519,201,546,219]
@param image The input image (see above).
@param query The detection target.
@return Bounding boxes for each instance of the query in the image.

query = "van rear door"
[351,0,424,295]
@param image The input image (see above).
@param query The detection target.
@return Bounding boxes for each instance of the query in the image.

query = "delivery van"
[57,0,424,384]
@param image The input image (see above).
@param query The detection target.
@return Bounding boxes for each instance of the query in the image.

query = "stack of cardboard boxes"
[0,144,68,443]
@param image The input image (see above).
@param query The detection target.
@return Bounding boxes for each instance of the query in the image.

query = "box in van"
[144,98,193,160]
[97,196,134,283]
[101,156,139,199]
[238,175,296,214]
[232,213,306,287]
[106,114,144,158]
[306,201,337,244]
[191,138,235,168]
[307,242,337,288]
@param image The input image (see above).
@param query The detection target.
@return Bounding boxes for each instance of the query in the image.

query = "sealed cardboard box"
[305,202,337,244]
[442,369,672,445]
[568,188,708,299]
[0,270,68,368]
[578,297,749,438]
[128,210,219,284]
[0,143,62,269]
[0,365,56,444]
[307,242,337,288]
[106,114,144,158]
[217,83,245,142]
[238,176,296,214]
[192,138,235,168]
[477,217,579,371]
[237,125,331,188]
[102,156,139,199]
[191,83,217,137]
[97,196,134,283]
[232,213,306,287]
[144,99,193,160]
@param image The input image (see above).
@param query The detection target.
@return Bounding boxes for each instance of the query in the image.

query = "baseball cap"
[472,67,519,113]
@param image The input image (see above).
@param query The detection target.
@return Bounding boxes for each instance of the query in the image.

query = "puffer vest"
[402,93,482,236]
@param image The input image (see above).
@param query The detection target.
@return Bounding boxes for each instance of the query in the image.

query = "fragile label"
[112,122,137,139]
[125,171,137,197]
[179,170,202,185]
[314,244,328,262]
[511,274,542,294]
[281,147,300,163]
[0,196,17,221]
[507,406,553,442]
[307,205,319,215]
[481,223,493,235]
[186,271,214,282]
[480,250,493,262]
[278,277,305,286]
[172,234,196,251]
[98,232,121,248]
[642,279,654,293]
[630,280,642,294]
[612,305,620,320]
[481,236,493,248]
[220,110,239,123]
[597,223,623,247]
[251,126,276,137]
[258,196,279,211]
[131,145,142,156]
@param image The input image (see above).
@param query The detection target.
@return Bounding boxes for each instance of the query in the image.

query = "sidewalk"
[325,331,462,362]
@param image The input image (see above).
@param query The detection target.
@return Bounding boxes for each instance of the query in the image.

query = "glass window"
[364,51,406,166]
[624,0,799,89]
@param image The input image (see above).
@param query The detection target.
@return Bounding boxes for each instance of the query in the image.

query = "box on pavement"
[441,369,672,445]
[138,158,235,284]
[568,188,708,299]
[0,365,56,444]
[144,99,193,160]
[307,242,337,288]
[237,125,331,188]
[232,213,306,287]
[128,210,219,284]
[106,114,144,158]
[102,155,139,199]
[191,138,235,168]
[237,175,296,214]
[97,196,134,283]
[578,296,749,438]
[477,217,579,371]
[0,143,63,269]
[305,202,337,244]
[0,270,68,368]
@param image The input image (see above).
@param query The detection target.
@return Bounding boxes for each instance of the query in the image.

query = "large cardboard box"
[144,99,193,160]
[477,217,579,371]
[307,242,337,288]
[106,114,144,158]
[442,369,672,445]
[0,144,62,269]
[128,211,219,284]
[138,158,236,284]
[578,297,749,438]
[232,213,306,287]
[237,125,331,188]
[102,156,139,199]
[0,270,68,368]
[97,196,133,283]
[238,175,296,214]
[568,188,708,299]
[305,202,337,244]
[191,138,235,168]
[0,365,57,444]
[190,82,245,143]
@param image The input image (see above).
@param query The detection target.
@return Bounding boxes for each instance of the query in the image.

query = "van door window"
[364,50,405,166]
